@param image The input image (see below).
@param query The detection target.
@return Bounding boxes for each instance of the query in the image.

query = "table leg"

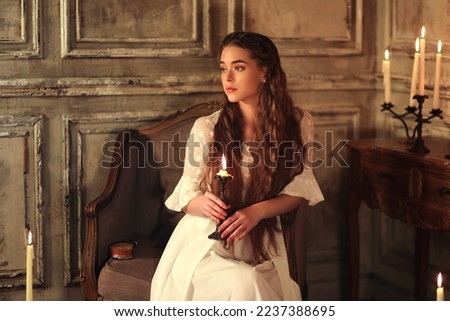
[414,227,430,300]
[345,180,362,300]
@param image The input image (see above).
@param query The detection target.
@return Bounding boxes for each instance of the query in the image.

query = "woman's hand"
[218,207,260,242]
[185,191,229,223]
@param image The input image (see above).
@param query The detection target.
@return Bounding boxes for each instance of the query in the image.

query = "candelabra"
[208,173,233,240]
[381,94,444,153]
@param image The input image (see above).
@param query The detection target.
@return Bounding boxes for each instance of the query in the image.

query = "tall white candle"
[437,272,444,301]
[433,40,442,108]
[409,38,420,106]
[26,230,34,301]
[383,49,391,103]
[418,26,426,95]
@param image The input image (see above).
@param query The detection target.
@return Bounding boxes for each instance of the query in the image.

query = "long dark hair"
[201,31,304,264]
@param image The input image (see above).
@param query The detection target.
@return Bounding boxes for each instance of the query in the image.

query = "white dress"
[150,109,324,301]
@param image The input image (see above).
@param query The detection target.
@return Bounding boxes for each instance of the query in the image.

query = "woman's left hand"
[218,207,259,242]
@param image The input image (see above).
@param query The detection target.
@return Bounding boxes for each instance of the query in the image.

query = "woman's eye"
[235,66,244,71]
[220,67,227,73]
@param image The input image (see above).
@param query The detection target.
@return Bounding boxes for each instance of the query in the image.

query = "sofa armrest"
[81,130,162,300]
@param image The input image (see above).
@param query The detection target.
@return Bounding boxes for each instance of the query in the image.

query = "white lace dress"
[150,109,324,301]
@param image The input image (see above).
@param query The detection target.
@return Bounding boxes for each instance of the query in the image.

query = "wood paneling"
[0,0,41,58]
[0,115,44,289]
[61,0,211,57]
[229,0,363,56]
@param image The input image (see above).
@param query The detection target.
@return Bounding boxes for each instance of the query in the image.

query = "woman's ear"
[261,66,268,83]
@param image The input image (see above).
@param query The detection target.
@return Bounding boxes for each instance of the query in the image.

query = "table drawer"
[359,158,410,196]
[420,173,450,209]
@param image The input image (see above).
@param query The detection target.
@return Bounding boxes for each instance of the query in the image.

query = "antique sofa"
[80,101,308,300]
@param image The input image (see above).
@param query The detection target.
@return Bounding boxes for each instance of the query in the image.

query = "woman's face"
[220,45,266,106]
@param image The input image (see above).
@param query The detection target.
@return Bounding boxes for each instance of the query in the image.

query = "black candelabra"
[381,94,444,153]
[208,173,233,241]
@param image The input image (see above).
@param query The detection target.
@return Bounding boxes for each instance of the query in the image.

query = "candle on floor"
[26,230,34,301]
[437,272,444,301]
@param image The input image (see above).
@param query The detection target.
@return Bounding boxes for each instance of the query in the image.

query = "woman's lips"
[226,87,237,93]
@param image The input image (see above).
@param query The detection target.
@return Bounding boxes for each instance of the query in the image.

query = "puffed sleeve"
[279,110,324,206]
[164,111,219,212]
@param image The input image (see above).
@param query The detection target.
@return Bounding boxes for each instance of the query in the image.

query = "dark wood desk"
[346,137,450,300]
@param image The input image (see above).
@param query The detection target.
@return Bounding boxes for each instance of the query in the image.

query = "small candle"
[437,272,445,301]
[26,230,34,301]
[433,40,442,108]
[409,38,420,106]
[418,26,426,95]
[217,154,230,177]
[383,49,391,103]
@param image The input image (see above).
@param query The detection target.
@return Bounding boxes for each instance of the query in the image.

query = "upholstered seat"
[98,238,161,300]
[80,101,308,300]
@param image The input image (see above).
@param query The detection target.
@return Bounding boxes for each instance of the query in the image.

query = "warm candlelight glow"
[437,40,442,53]
[27,231,32,245]
[421,26,425,38]
[384,49,389,60]
[222,153,226,170]
[415,38,420,52]
[437,272,445,301]
[216,154,231,178]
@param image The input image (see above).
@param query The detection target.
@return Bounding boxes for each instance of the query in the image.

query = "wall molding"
[0,115,44,289]
[0,74,376,97]
[60,0,211,58]
[228,0,363,56]
[0,0,41,59]
[389,0,450,59]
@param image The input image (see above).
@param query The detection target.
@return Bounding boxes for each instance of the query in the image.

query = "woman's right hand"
[184,191,229,223]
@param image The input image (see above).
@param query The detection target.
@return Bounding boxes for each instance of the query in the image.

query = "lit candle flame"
[437,40,442,53]
[384,49,390,60]
[27,231,33,245]
[415,38,420,52]
[421,26,426,38]
[222,154,226,170]
[438,273,443,288]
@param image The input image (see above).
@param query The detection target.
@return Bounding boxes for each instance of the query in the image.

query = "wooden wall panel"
[229,0,363,56]
[390,0,449,54]
[305,105,361,300]
[0,115,44,290]
[61,0,211,57]
[0,0,41,58]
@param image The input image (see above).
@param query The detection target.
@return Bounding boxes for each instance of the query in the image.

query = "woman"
[150,31,324,300]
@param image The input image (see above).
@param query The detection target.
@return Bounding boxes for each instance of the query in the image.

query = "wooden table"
[346,137,450,300]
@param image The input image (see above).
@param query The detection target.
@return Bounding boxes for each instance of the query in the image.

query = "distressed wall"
[0,0,448,301]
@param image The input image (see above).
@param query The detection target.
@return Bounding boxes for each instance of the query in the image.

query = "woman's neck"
[239,101,258,141]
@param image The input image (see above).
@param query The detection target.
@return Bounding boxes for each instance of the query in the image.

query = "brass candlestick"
[208,173,233,240]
